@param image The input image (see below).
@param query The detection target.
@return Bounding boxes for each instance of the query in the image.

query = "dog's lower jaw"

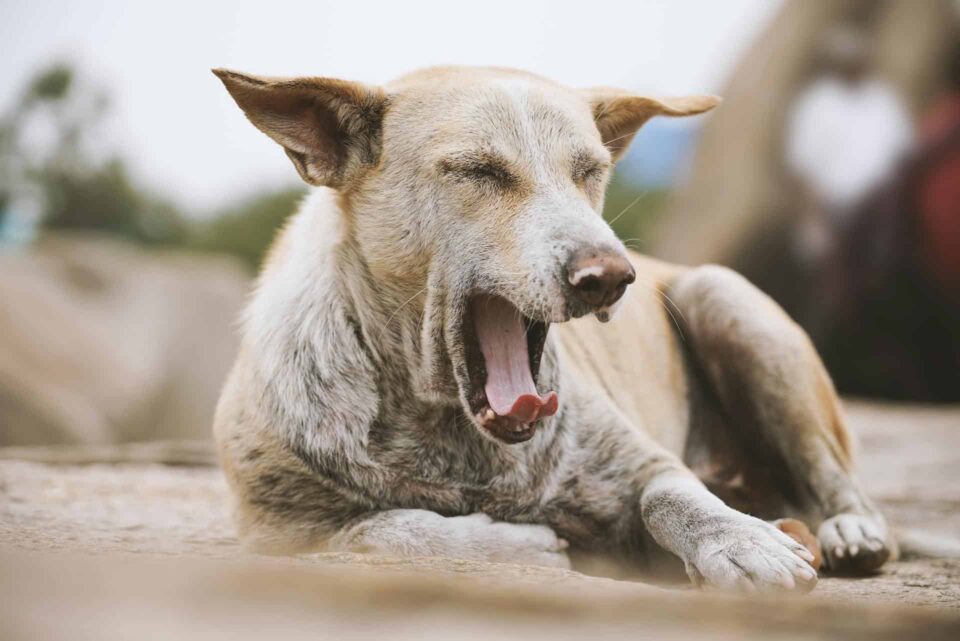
[472,407,540,444]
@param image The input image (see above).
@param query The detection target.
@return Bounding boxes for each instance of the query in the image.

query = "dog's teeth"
[484,409,495,421]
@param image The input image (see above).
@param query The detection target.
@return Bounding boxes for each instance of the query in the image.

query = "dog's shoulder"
[244,188,355,349]
[234,189,381,457]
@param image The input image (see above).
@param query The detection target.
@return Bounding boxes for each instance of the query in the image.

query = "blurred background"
[1,0,958,447]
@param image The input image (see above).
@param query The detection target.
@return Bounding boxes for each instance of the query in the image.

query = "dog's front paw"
[818,513,890,574]
[470,516,571,569]
[453,514,570,569]
[686,514,818,593]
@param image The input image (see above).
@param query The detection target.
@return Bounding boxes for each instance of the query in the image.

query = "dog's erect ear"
[213,69,389,187]
[585,90,720,161]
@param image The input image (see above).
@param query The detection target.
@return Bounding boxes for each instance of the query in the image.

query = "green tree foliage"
[0,62,187,245]
[25,64,73,103]
[36,160,188,244]
[601,173,667,253]
[191,187,305,270]
[0,62,303,266]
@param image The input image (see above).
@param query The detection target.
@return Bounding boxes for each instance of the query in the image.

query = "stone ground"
[1,400,958,640]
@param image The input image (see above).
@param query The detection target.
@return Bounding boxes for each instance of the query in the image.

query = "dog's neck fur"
[243,189,567,504]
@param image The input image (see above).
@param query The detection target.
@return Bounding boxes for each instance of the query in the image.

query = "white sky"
[1,0,781,213]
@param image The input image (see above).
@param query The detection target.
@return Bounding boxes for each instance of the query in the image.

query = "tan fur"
[552,254,691,449]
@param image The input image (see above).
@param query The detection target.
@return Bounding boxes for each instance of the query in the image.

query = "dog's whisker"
[628,272,687,343]
[619,236,649,246]
[593,98,613,124]
[377,285,428,344]
[601,129,642,148]
[606,193,648,227]
[658,293,687,343]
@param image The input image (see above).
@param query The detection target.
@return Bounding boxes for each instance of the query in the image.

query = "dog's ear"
[213,69,389,188]
[585,90,720,161]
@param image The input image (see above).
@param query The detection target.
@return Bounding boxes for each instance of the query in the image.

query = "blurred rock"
[0,233,247,445]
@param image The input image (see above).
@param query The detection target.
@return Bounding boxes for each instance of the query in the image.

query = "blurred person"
[0,192,42,247]
[784,25,912,270]
[816,43,960,403]
[0,208,38,246]
[781,24,913,353]
[915,46,960,309]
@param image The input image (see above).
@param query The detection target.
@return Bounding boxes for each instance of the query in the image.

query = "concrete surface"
[1,400,958,639]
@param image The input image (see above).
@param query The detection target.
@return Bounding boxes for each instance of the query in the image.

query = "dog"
[212,65,895,592]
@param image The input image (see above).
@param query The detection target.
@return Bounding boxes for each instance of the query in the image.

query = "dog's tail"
[896,529,960,559]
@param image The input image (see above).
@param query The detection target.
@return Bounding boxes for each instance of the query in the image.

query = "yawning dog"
[213,65,895,592]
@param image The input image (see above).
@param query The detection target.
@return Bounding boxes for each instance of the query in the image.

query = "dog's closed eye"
[464,163,514,184]
[439,155,517,188]
[571,154,609,185]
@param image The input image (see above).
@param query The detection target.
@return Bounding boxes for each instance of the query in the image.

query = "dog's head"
[216,66,717,444]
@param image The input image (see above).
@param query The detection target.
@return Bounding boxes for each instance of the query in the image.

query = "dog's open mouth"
[463,294,558,444]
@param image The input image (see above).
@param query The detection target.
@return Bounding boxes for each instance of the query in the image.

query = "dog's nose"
[566,250,636,308]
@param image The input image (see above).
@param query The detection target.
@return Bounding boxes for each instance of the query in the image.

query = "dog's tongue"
[472,296,558,423]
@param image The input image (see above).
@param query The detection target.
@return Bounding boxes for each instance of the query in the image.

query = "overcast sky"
[1,0,782,212]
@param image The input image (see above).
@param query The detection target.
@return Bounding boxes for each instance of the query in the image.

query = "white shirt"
[785,76,912,213]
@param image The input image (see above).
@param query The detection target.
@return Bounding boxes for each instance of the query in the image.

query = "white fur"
[243,189,381,465]
[641,474,817,591]
[568,264,605,286]
[328,510,570,568]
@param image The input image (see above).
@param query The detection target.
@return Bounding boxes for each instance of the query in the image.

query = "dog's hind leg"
[669,265,893,574]
[327,510,571,568]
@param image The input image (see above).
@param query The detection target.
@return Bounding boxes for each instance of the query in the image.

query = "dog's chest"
[366,408,555,512]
